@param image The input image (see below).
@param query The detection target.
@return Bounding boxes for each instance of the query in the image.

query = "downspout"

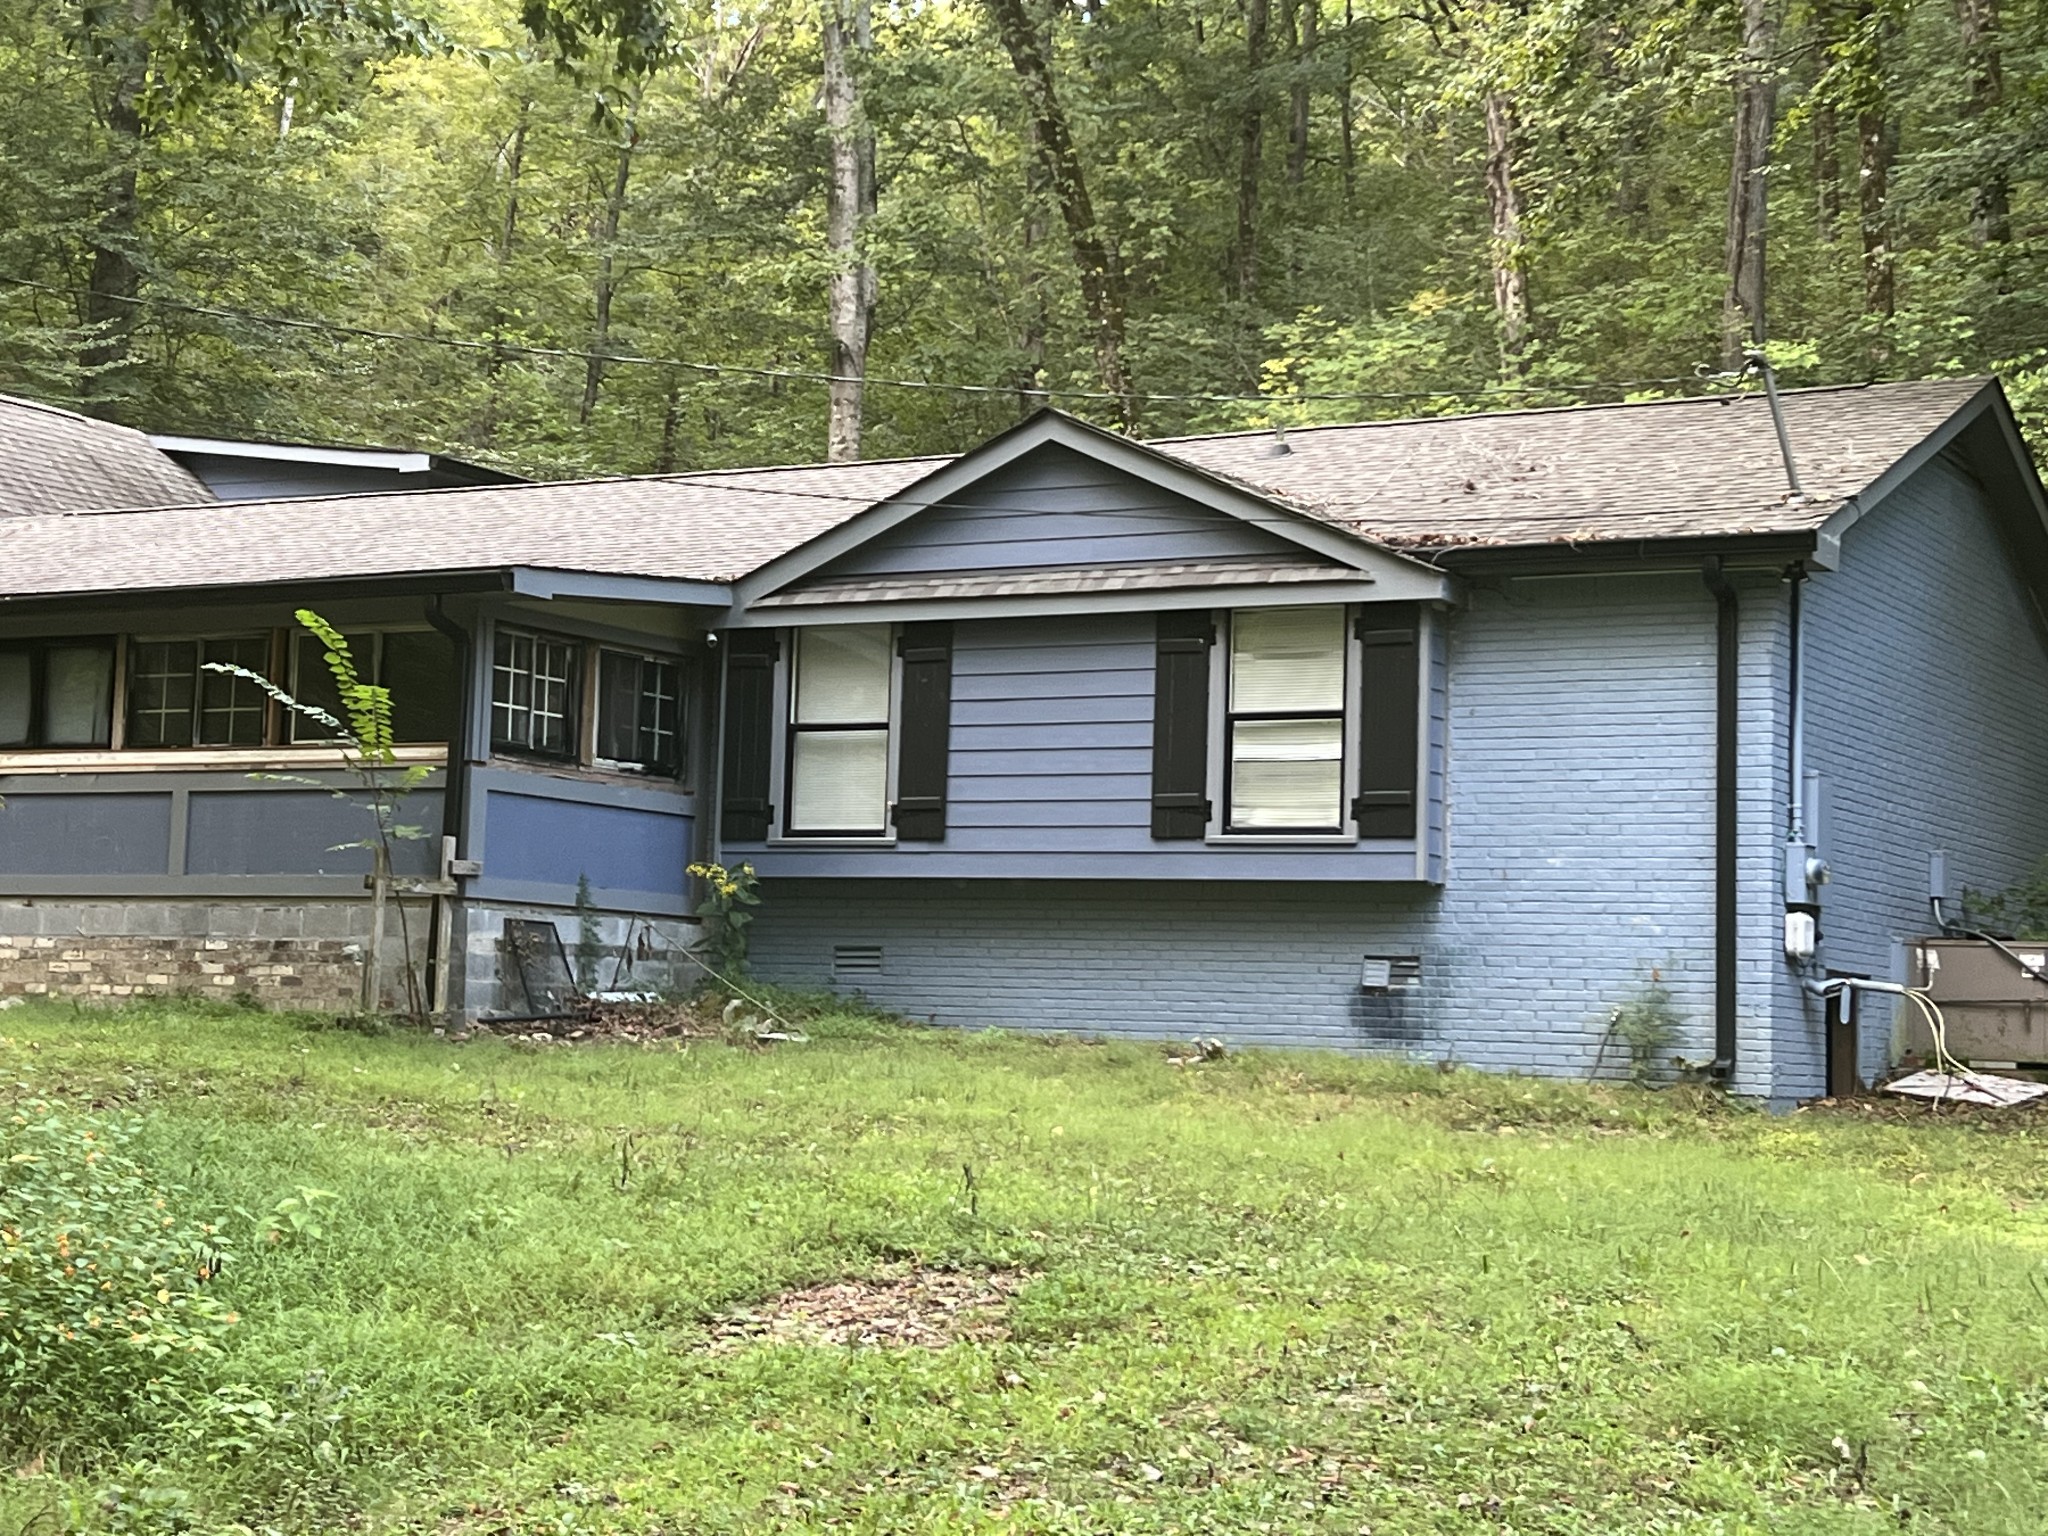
[1701,557,1740,1083]
[425,597,475,1012]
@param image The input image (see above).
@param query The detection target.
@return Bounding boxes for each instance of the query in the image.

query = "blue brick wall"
[1798,451,2048,1085]
[753,571,1791,1083]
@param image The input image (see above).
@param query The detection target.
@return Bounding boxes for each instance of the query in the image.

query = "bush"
[0,1098,238,1448]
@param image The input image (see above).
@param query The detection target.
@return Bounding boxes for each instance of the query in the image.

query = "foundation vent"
[1360,954,1423,992]
[833,944,884,982]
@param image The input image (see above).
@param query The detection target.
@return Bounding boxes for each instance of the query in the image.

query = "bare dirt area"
[706,1267,1028,1351]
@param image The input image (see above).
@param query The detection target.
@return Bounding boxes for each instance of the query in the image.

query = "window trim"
[0,635,119,751]
[772,623,900,843]
[489,625,584,762]
[1207,605,1364,842]
[592,645,686,779]
[124,632,272,750]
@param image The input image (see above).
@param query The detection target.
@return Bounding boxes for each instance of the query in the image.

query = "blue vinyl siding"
[469,766,693,915]
[728,611,1436,881]
[1799,451,2048,1084]
[752,572,1791,1082]
[811,443,1302,580]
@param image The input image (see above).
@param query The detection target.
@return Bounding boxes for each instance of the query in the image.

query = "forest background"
[0,0,2040,475]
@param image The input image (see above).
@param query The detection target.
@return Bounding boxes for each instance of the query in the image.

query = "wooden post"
[362,843,389,1012]
[432,835,457,1019]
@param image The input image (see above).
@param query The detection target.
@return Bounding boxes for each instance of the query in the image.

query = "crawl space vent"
[1360,954,1423,992]
[833,944,884,982]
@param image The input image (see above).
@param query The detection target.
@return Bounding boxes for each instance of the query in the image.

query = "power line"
[0,274,1716,409]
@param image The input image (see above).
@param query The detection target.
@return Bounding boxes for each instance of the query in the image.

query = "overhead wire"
[0,273,1719,409]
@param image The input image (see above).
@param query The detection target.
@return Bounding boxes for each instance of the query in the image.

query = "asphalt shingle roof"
[0,379,1999,601]
[0,393,213,516]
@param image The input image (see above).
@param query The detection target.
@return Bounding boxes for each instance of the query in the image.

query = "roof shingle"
[0,393,214,516]
[0,379,2000,601]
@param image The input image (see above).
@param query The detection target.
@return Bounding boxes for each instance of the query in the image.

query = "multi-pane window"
[0,640,116,748]
[596,649,682,775]
[491,629,581,758]
[786,624,891,836]
[1225,606,1347,832]
[290,629,459,744]
[126,636,270,748]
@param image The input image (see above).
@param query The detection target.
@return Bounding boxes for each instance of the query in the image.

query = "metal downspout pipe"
[1701,558,1740,1082]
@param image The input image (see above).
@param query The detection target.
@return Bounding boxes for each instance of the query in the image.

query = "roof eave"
[1426,529,1821,575]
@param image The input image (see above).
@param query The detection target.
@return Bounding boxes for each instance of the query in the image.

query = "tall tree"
[1954,0,2010,244]
[983,0,1135,426]
[1852,0,1899,341]
[1812,0,1844,241]
[1483,88,1530,375]
[1235,0,1272,302]
[581,89,642,424]
[822,0,875,460]
[1722,0,1778,366]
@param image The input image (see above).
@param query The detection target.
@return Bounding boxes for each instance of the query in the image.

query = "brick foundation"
[0,933,363,1010]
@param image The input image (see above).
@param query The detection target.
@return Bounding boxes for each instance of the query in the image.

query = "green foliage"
[9,0,2048,467]
[10,1001,2048,1531]
[0,1095,237,1449]
[1608,972,1683,1084]
[1964,858,2048,938]
[687,858,760,978]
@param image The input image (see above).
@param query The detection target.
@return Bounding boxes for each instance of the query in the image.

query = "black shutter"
[1151,610,1214,839]
[720,631,779,843]
[1353,605,1420,838]
[892,621,953,841]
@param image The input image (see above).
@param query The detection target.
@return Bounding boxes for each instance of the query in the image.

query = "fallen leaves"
[706,1265,1027,1351]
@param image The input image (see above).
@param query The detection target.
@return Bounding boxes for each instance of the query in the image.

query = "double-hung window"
[290,629,459,745]
[0,639,116,748]
[1224,606,1348,833]
[491,628,581,758]
[126,635,270,748]
[785,624,892,836]
[596,649,683,776]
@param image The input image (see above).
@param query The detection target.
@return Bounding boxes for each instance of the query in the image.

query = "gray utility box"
[1907,937,2048,1062]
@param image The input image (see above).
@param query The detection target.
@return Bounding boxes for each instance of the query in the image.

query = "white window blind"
[1227,607,1346,831]
[788,625,891,834]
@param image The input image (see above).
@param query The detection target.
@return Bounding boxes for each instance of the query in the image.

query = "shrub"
[0,1098,238,1448]
[687,860,761,978]
[1609,973,1683,1085]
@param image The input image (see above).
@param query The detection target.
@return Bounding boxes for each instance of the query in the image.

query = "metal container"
[1906,937,2048,1062]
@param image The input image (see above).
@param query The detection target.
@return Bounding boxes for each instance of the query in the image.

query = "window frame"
[592,645,686,779]
[490,626,584,762]
[1209,605,1364,843]
[0,636,118,750]
[124,632,273,750]
[289,626,460,747]
[776,623,900,842]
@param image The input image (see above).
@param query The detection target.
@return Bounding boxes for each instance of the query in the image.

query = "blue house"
[4,378,2046,1101]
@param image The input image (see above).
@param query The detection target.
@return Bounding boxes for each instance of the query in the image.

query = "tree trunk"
[822,0,876,462]
[1955,0,2010,244]
[1811,0,1841,241]
[581,99,641,425]
[1018,116,1052,414]
[81,0,152,411]
[498,107,529,268]
[1233,0,1270,303]
[656,376,686,471]
[1287,0,1312,190]
[984,0,1135,427]
[1482,89,1529,376]
[1859,104,1894,324]
[1339,0,1355,208]
[1721,0,1776,368]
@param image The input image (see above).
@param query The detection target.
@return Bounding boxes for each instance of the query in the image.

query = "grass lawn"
[7,1000,2048,1534]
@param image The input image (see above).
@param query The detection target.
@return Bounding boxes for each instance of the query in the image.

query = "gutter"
[425,595,477,1014]
[1700,557,1741,1083]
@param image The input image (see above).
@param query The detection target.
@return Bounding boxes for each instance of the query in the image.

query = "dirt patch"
[707,1266,1027,1350]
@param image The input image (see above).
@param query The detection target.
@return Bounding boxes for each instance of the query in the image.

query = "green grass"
[9,998,2048,1534]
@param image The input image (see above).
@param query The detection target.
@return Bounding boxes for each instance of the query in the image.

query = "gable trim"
[729,410,1435,610]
